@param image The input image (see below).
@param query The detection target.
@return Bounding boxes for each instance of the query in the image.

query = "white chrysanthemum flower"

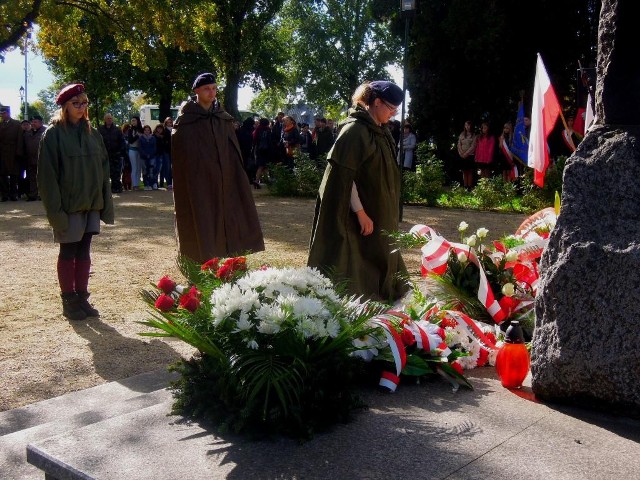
[314,286,340,303]
[255,303,287,325]
[257,319,281,334]
[445,326,467,347]
[297,316,321,338]
[325,317,341,338]
[234,312,252,332]
[293,296,327,318]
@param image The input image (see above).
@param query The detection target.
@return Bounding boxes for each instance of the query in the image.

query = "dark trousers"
[0,175,19,200]
[109,155,123,192]
[26,164,38,199]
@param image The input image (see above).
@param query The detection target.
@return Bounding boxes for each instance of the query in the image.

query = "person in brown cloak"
[307,80,410,302]
[171,72,265,263]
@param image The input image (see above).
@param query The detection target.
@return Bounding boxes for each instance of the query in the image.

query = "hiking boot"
[61,293,87,321]
[77,291,100,317]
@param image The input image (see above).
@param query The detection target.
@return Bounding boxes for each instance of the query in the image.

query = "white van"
[139,105,180,130]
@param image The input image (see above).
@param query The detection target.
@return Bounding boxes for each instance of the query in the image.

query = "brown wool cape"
[171,100,264,263]
[307,106,409,302]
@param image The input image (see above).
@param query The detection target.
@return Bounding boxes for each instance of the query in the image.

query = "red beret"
[56,83,85,106]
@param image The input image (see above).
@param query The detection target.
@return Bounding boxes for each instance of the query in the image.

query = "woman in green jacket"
[38,83,114,320]
[308,80,409,302]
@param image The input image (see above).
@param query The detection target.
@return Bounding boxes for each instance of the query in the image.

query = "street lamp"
[23,23,31,120]
[19,86,25,119]
[399,0,417,221]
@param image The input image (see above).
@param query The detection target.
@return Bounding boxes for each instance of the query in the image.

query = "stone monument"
[531,0,640,417]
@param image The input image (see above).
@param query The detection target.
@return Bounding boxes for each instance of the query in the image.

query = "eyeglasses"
[71,101,89,109]
[381,99,399,114]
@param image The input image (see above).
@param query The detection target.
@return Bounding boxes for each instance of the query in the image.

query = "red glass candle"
[495,321,530,389]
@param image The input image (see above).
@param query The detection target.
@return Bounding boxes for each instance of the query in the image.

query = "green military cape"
[172,100,264,263]
[307,106,409,302]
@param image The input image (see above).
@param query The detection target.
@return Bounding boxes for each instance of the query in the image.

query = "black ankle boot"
[61,293,87,320]
[77,291,100,317]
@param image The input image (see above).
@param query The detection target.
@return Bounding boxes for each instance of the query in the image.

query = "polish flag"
[528,54,561,187]
[584,92,595,132]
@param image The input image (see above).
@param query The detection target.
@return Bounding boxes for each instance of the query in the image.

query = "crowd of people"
[232,108,418,191]
[0,105,174,201]
[454,111,582,190]
[232,113,338,189]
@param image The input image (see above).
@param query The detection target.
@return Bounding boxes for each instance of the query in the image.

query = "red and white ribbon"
[410,224,506,324]
[369,313,407,392]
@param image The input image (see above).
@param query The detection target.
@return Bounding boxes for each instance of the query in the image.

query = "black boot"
[61,293,87,321]
[77,291,100,317]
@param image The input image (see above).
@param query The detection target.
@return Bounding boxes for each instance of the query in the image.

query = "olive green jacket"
[308,106,409,302]
[37,121,114,232]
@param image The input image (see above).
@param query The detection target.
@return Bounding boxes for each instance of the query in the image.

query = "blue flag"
[512,102,528,163]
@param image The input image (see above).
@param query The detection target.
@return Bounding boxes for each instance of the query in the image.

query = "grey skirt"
[53,210,101,243]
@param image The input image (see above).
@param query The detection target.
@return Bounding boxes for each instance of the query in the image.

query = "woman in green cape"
[308,80,409,302]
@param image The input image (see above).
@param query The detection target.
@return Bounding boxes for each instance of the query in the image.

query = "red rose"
[179,292,200,312]
[188,286,202,299]
[216,264,233,281]
[154,293,175,312]
[401,328,416,346]
[201,258,220,271]
[450,361,464,375]
[157,276,176,294]
[476,348,489,367]
[230,257,247,271]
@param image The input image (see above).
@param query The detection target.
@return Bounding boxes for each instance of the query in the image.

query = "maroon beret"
[56,83,85,106]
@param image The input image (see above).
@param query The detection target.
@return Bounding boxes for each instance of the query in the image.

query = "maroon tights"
[57,233,93,294]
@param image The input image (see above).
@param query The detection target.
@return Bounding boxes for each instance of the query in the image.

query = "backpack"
[258,129,271,151]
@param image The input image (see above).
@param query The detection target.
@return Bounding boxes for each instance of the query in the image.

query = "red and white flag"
[528,54,561,187]
[584,92,595,132]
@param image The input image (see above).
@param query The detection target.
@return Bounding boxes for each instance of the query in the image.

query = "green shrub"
[437,183,475,209]
[269,152,326,197]
[402,142,446,205]
[520,157,565,211]
[474,177,517,210]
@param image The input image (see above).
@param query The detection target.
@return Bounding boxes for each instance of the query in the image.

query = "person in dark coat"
[0,106,25,201]
[171,72,265,263]
[307,80,409,302]
[97,113,125,193]
[236,116,255,182]
[24,115,46,201]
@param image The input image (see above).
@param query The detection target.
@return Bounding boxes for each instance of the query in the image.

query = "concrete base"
[7,369,638,480]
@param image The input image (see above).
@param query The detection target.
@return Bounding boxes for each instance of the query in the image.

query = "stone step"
[0,369,176,480]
